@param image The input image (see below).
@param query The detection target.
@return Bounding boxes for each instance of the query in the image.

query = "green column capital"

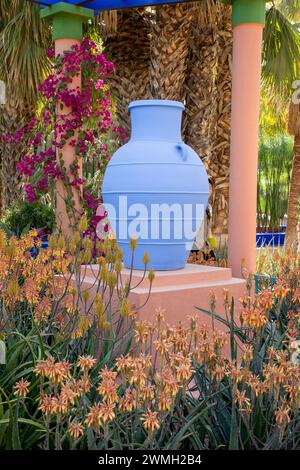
[219,0,267,26]
[41,2,94,40]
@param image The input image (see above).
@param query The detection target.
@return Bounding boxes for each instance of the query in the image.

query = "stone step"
[81,263,233,289]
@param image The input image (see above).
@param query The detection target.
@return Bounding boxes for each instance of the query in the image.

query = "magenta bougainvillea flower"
[5,38,127,241]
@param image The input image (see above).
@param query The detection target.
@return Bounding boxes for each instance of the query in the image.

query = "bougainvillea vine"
[5,38,127,240]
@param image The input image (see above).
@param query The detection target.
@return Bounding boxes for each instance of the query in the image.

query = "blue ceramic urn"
[102,100,209,270]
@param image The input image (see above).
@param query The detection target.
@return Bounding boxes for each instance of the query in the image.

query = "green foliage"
[1,200,55,237]
[275,0,300,23]
[257,134,293,232]
[0,1,52,106]
[260,87,289,137]
[263,4,300,96]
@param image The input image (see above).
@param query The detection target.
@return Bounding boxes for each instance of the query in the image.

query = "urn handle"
[176,143,188,161]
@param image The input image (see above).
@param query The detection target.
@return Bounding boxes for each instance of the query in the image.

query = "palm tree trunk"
[0,95,34,210]
[184,1,232,246]
[149,4,196,101]
[210,4,232,244]
[103,10,150,133]
[184,1,219,169]
[285,135,300,248]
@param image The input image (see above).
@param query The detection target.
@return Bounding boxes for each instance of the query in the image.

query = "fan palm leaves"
[0,0,51,210]
[263,3,300,95]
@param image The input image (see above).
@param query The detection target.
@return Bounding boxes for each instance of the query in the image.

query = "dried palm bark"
[184,1,219,167]
[286,100,300,249]
[184,1,232,245]
[0,91,34,210]
[210,4,232,242]
[148,4,197,101]
[102,10,150,132]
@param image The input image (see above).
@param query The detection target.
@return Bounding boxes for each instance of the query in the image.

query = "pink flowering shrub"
[7,38,127,238]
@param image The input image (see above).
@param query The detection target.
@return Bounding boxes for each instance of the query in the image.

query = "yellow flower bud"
[123,281,130,295]
[100,265,108,283]
[120,299,132,318]
[97,256,106,267]
[95,240,102,253]
[148,269,155,283]
[108,272,117,290]
[83,247,92,264]
[82,290,89,303]
[111,239,117,249]
[95,298,104,318]
[102,239,109,254]
[48,235,57,251]
[57,235,66,251]
[94,293,104,311]
[78,316,89,334]
[0,231,7,249]
[142,252,150,266]
[75,257,83,272]
[130,237,137,251]
[78,216,88,232]
[7,280,19,299]
[98,315,110,330]
[70,287,77,297]
[116,248,123,262]
[72,231,81,244]
[29,229,38,239]
[106,250,116,264]
[82,238,91,249]
[6,239,16,258]
[115,261,122,274]
[69,242,77,255]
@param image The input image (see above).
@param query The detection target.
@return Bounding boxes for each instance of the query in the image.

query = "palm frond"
[0,0,52,108]
[276,0,300,22]
[262,5,300,96]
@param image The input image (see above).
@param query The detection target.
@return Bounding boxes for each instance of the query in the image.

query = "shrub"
[1,200,55,237]
[257,135,293,232]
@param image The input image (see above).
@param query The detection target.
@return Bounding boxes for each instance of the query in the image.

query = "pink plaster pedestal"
[81,264,246,333]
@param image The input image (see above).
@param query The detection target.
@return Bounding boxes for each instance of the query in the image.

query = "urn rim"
[128,99,185,111]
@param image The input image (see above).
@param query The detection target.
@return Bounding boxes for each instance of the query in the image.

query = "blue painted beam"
[30,0,194,13]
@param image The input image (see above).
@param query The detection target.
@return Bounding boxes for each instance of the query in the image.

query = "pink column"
[41,4,93,238]
[55,38,82,237]
[228,23,264,277]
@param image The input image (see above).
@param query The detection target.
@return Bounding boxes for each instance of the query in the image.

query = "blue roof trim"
[31,0,190,13]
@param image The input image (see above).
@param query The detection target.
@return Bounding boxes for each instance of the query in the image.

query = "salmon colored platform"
[81,264,246,330]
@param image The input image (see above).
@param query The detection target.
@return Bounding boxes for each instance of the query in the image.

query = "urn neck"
[129,100,184,142]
